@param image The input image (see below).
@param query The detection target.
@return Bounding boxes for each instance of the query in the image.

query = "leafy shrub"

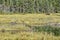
[33,25,60,36]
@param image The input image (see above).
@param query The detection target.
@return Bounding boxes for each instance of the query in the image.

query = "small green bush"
[33,25,60,36]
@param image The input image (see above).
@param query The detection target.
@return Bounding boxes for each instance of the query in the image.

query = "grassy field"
[0,13,60,40]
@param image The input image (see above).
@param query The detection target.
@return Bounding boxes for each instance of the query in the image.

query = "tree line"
[0,0,60,14]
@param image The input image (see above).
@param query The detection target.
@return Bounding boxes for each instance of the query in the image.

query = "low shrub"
[33,25,60,36]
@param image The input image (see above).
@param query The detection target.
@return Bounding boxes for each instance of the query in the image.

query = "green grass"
[0,13,60,40]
